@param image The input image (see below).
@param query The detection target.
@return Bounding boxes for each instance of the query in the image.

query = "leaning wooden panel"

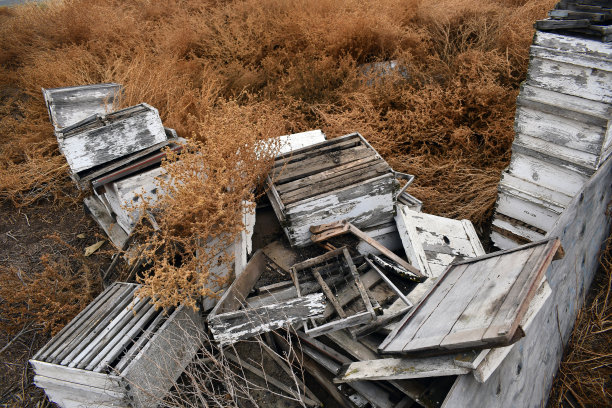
[379,238,562,355]
[30,282,203,408]
[266,132,397,247]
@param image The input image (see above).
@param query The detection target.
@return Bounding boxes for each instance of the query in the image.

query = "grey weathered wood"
[83,196,130,248]
[42,83,122,132]
[443,151,612,408]
[58,103,168,174]
[209,293,326,346]
[29,360,125,392]
[336,356,470,382]
[380,239,560,354]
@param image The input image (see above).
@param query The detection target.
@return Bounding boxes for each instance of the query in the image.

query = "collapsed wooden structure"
[32,6,612,405]
[30,283,202,408]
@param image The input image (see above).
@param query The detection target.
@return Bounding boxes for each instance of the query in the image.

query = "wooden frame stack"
[266,132,397,247]
[30,283,202,408]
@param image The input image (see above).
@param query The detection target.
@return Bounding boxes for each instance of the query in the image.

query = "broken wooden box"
[42,84,181,189]
[30,283,202,408]
[266,132,397,247]
[379,238,562,355]
[208,250,326,346]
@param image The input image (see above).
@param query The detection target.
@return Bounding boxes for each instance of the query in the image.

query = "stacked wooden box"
[491,31,612,249]
[535,1,611,42]
[30,283,202,408]
[267,132,397,247]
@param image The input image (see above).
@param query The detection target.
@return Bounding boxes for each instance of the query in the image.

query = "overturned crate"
[30,283,202,408]
[266,132,397,247]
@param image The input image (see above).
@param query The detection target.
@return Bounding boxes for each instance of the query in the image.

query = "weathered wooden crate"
[491,31,612,249]
[266,132,397,247]
[42,84,180,189]
[30,283,202,408]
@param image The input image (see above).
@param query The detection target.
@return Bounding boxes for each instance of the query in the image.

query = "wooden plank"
[438,248,538,349]
[280,162,390,205]
[272,146,376,185]
[83,196,130,248]
[29,360,124,392]
[335,356,470,382]
[209,293,326,346]
[321,269,382,319]
[481,239,560,343]
[401,256,507,352]
[259,129,327,159]
[276,155,380,194]
[273,133,362,166]
[208,250,267,316]
[306,312,374,338]
[34,374,126,406]
[59,104,167,173]
[312,268,347,319]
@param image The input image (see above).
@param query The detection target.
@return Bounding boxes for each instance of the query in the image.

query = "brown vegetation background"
[0,0,559,405]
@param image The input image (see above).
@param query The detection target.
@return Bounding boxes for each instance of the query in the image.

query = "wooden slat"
[56,285,137,365]
[29,360,124,392]
[273,133,361,165]
[481,239,560,343]
[438,247,537,349]
[272,146,376,184]
[335,356,470,382]
[281,161,390,205]
[35,283,123,361]
[209,293,326,346]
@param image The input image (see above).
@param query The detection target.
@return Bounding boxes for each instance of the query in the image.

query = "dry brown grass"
[0,0,556,308]
[549,231,612,407]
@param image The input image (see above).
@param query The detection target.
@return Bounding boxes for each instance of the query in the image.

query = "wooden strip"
[112,309,168,374]
[90,301,158,372]
[276,155,380,194]
[272,147,376,184]
[312,268,346,319]
[335,356,470,382]
[33,374,126,404]
[35,283,122,361]
[281,162,390,205]
[209,293,326,346]
[305,312,374,337]
[292,247,345,271]
[401,256,508,352]
[57,285,137,365]
[52,284,136,364]
[344,248,376,318]
[274,135,362,167]
[481,239,560,343]
[438,248,537,349]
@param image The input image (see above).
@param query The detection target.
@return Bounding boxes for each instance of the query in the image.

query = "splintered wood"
[290,247,377,337]
[379,238,563,354]
[29,283,202,408]
[266,132,397,247]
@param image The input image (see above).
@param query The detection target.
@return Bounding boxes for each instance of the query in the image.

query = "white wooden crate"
[30,283,202,408]
[267,132,397,247]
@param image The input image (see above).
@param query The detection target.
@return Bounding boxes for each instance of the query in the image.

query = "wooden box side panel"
[284,174,396,247]
[122,306,203,408]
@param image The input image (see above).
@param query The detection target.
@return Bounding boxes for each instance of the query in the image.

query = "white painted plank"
[335,356,470,382]
[258,129,327,158]
[500,171,574,208]
[534,31,612,60]
[495,190,561,232]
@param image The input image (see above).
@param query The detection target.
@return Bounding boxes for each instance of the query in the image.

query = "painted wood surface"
[58,104,167,174]
[42,83,122,132]
[336,355,470,382]
[267,133,397,247]
[444,149,612,407]
[30,283,203,408]
[380,239,560,354]
[257,129,327,158]
[395,207,485,279]
[209,293,326,346]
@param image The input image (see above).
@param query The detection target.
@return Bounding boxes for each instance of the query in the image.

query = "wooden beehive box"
[266,132,397,247]
[30,283,202,408]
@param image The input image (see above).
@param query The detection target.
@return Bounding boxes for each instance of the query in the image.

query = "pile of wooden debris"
[535,1,611,41]
[29,90,566,407]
